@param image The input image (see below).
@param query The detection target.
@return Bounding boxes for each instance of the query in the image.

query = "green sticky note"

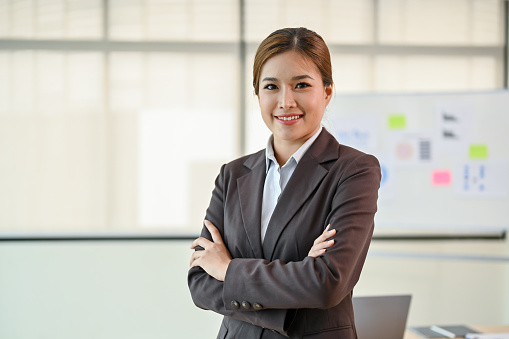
[388,114,406,130]
[469,144,488,159]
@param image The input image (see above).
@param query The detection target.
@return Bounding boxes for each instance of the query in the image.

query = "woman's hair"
[252,27,333,96]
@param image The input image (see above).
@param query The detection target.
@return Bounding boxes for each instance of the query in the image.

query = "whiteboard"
[325,90,509,232]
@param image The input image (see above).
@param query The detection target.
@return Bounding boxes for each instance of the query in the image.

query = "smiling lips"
[275,114,303,123]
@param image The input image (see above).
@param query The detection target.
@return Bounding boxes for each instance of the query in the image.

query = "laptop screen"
[353,295,412,339]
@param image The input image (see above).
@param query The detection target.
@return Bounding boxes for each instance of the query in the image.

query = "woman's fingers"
[204,220,224,244]
[189,249,206,267]
[189,220,232,281]
[190,220,223,250]
[190,236,212,250]
[316,224,331,242]
[313,224,334,245]
[308,239,334,257]
[308,225,336,258]
[189,249,199,267]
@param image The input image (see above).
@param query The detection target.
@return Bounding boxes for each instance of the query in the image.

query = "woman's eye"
[264,84,278,90]
[296,82,311,89]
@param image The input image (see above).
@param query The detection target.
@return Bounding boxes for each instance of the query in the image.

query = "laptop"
[353,295,412,339]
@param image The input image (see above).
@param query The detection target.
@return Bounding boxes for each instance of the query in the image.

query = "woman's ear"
[324,83,333,105]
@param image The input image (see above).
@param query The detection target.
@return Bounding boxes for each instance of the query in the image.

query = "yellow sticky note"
[388,114,406,130]
[469,144,488,159]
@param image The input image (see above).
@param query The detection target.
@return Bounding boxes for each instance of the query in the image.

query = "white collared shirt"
[261,126,323,243]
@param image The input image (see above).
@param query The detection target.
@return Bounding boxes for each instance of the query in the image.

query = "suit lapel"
[237,151,265,259]
[262,129,340,260]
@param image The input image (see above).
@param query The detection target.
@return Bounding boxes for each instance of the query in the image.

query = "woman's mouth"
[275,115,303,121]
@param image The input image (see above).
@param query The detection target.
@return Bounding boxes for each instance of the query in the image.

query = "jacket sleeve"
[222,154,380,311]
[187,164,291,335]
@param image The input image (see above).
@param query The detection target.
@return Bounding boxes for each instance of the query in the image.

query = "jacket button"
[231,300,240,309]
[253,303,263,310]
[241,301,251,309]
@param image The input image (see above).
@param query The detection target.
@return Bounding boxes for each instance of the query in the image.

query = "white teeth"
[277,115,301,121]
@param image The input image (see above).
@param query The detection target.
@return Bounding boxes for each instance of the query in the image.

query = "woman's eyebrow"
[262,75,314,82]
[292,74,314,81]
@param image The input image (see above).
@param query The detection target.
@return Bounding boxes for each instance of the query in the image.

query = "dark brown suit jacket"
[188,129,381,339]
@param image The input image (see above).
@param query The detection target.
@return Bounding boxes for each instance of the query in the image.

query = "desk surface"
[404,325,509,339]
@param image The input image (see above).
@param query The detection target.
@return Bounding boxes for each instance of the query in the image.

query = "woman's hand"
[308,224,336,258]
[190,220,232,281]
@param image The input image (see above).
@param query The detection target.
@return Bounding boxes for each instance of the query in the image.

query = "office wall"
[359,239,509,326]
[1,239,508,339]
[0,241,222,339]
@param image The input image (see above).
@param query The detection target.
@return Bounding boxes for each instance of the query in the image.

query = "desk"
[404,325,509,339]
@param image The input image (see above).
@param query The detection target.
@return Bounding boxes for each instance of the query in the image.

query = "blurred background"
[0,1,508,338]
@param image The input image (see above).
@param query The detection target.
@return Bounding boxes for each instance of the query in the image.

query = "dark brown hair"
[252,27,333,96]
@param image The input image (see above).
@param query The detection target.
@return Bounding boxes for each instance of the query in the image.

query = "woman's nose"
[278,88,296,109]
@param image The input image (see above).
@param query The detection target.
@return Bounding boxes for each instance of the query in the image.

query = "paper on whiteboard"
[326,115,380,154]
[435,102,474,156]
[387,132,434,167]
[455,161,509,198]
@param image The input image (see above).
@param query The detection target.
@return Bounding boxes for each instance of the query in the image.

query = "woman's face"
[258,51,332,148]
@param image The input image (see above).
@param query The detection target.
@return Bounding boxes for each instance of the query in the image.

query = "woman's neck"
[271,126,322,166]
[273,139,302,166]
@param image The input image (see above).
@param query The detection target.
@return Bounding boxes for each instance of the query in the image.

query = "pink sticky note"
[432,170,452,186]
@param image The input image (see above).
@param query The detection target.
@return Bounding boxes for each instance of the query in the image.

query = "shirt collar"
[265,126,323,172]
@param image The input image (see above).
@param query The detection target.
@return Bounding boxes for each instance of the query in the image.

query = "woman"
[188,27,381,339]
